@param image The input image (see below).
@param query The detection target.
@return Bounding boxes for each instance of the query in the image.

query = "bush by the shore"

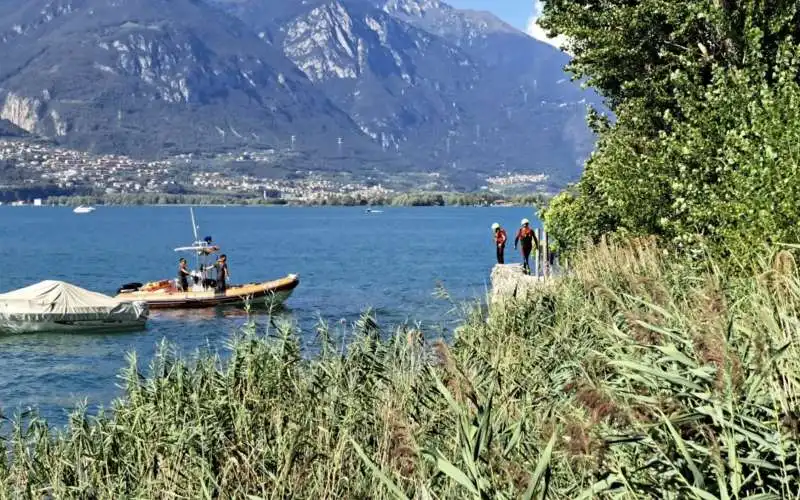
[1,239,798,498]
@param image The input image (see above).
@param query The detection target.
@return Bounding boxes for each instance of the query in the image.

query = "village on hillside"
[0,139,394,203]
[0,138,553,205]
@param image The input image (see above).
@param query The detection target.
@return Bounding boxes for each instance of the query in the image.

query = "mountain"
[376,0,601,179]
[0,0,598,188]
[0,0,388,163]
[211,0,598,184]
[281,1,482,152]
[377,0,583,99]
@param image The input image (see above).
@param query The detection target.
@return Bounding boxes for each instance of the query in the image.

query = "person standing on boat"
[514,218,539,275]
[214,254,230,294]
[177,258,191,292]
[492,223,507,264]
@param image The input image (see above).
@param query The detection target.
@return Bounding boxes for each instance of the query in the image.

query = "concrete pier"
[490,264,551,304]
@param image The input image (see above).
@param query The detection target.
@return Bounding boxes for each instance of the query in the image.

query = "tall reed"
[1,239,798,498]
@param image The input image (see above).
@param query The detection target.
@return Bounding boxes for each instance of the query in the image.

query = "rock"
[490,264,550,304]
[1,92,43,133]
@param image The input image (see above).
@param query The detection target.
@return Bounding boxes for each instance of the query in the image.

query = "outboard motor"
[117,282,143,294]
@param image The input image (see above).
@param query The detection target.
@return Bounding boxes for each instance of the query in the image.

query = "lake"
[0,206,536,425]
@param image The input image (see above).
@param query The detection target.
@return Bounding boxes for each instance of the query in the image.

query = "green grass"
[1,238,799,498]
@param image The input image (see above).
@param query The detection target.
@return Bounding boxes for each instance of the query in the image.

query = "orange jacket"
[495,228,507,245]
[515,226,538,248]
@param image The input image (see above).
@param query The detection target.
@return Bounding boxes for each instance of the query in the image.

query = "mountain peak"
[376,0,520,40]
[380,0,443,16]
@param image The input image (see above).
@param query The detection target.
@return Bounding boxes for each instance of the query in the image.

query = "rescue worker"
[177,257,191,292]
[492,222,507,264]
[514,218,539,275]
[214,254,230,294]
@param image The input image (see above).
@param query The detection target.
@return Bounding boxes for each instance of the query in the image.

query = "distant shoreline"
[111,203,534,208]
[3,202,537,209]
[30,192,548,209]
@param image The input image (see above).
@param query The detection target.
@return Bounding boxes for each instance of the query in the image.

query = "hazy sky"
[447,0,534,31]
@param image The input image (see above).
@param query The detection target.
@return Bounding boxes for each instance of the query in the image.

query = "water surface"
[0,206,536,424]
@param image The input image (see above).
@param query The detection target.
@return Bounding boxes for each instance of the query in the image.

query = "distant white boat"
[73,206,96,214]
[365,208,383,214]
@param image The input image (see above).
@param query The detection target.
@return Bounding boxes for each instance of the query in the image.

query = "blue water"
[0,206,536,425]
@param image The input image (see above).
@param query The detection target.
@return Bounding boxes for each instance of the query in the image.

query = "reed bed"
[1,239,799,499]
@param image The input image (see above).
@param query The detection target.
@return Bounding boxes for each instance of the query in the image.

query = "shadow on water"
[151,303,293,322]
[0,328,148,353]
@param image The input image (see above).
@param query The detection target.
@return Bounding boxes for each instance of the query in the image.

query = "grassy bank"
[1,240,798,498]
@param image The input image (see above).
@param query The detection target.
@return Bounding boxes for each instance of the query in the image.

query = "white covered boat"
[73,206,95,214]
[0,280,148,334]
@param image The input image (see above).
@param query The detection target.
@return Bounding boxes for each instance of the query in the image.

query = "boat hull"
[115,274,299,310]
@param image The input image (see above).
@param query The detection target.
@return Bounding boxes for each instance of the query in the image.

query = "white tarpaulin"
[0,280,148,332]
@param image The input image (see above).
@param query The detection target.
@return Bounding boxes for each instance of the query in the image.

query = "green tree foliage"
[541,0,800,126]
[540,0,800,260]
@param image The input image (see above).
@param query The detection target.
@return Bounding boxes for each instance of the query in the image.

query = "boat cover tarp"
[0,280,147,322]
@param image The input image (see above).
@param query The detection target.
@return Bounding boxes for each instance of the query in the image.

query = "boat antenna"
[189,207,203,279]
[190,207,199,243]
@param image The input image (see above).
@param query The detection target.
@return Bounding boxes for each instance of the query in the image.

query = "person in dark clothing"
[492,223,507,264]
[214,254,230,294]
[177,258,191,291]
[514,218,539,275]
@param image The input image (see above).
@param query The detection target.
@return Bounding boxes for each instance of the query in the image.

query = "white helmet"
[491,222,500,230]
[521,218,530,225]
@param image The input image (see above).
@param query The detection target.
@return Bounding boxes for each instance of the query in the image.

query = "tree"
[541,0,800,129]
[541,1,800,261]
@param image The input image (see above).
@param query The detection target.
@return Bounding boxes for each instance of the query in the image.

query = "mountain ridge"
[0,0,390,160]
[212,0,598,182]
[0,0,598,188]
